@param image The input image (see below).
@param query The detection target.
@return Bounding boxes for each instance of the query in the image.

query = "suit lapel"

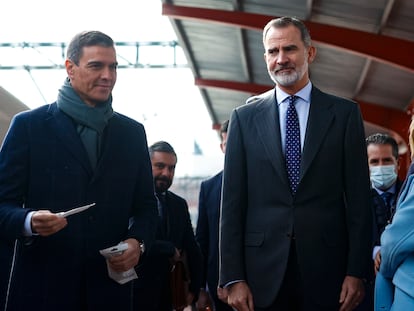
[214,172,223,228]
[254,90,289,187]
[300,87,334,180]
[46,104,93,176]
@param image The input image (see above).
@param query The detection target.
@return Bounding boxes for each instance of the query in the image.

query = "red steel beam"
[358,100,411,143]
[195,78,271,94]
[162,3,414,72]
[195,78,411,144]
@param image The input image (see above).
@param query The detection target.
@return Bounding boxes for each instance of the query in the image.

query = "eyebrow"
[86,60,118,66]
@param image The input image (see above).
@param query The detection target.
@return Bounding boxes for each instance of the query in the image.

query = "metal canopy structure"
[0,39,187,144]
[0,40,185,70]
[161,0,414,168]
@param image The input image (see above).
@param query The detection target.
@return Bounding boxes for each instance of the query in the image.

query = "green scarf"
[56,78,114,170]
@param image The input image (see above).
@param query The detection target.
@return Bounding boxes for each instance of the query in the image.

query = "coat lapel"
[46,104,93,176]
[300,87,334,181]
[253,89,289,187]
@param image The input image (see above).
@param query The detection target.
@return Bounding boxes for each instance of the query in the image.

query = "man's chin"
[155,182,171,193]
[269,72,296,86]
[275,74,298,86]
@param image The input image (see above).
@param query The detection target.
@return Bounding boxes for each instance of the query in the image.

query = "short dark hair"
[263,16,312,48]
[366,133,399,160]
[148,141,177,159]
[67,30,114,65]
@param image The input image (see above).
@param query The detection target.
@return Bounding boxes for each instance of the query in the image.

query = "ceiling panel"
[384,0,414,40]
[165,1,414,143]
[358,62,414,110]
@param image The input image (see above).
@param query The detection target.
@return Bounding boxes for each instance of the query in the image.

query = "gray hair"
[263,16,312,48]
[148,141,177,159]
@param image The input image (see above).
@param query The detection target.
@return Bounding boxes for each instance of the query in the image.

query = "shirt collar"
[276,81,312,106]
[374,183,397,195]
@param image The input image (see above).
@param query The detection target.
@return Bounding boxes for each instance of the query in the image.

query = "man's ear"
[307,45,317,64]
[65,59,75,78]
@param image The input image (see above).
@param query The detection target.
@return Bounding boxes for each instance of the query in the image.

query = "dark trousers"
[256,241,340,311]
[260,240,304,311]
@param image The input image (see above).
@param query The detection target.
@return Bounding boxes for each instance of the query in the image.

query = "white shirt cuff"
[373,245,381,260]
[23,211,37,236]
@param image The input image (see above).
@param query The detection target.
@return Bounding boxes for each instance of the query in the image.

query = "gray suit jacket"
[219,86,372,308]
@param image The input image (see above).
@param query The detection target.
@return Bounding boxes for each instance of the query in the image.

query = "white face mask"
[370,165,397,190]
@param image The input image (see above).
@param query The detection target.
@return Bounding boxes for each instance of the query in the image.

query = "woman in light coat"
[375,117,414,311]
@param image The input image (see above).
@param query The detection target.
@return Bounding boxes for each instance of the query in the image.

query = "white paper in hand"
[99,242,138,284]
[57,203,95,218]
[99,242,129,258]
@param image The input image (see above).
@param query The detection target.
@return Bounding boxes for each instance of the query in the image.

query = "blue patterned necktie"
[380,191,392,208]
[381,191,395,222]
[285,95,301,194]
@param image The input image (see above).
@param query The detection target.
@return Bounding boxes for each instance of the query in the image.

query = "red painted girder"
[195,78,411,143]
[195,78,271,94]
[162,3,414,72]
[359,100,411,144]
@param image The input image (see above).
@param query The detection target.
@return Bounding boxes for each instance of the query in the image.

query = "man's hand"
[31,210,67,236]
[227,281,254,311]
[217,286,229,303]
[374,250,381,275]
[172,247,181,262]
[339,276,365,311]
[108,238,140,272]
[196,289,210,310]
[186,291,195,307]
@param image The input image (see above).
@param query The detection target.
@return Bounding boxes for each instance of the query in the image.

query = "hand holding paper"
[100,242,138,284]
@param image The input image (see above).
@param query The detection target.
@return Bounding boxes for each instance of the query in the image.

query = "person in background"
[134,141,203,311]
[0,30,158,311]
[375,117,414,310]
[366,133,402,274]
[358,133,402,311]
[219,16,372,311]
[195,120,233,311]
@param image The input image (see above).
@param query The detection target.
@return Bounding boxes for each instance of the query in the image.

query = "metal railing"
[0,40,187,70]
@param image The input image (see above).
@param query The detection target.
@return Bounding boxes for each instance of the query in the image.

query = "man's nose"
[277,51,288,64]
[161,167,173,176]
[101,66,114,79]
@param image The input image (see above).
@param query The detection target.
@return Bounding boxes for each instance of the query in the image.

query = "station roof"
[161,0,414,155]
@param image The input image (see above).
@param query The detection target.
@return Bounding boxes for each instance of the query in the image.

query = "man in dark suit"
[219,17,372,311]
[134,141,203,311]
[195,120,232,311]
[0,31,158,311]
[366,133,402,273]
[356,133,402,311]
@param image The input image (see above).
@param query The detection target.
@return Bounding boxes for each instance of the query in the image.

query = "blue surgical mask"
[370,165,397,190]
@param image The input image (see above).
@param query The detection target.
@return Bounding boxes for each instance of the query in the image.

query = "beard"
[268,59,308,87]
[154,176,172,193]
